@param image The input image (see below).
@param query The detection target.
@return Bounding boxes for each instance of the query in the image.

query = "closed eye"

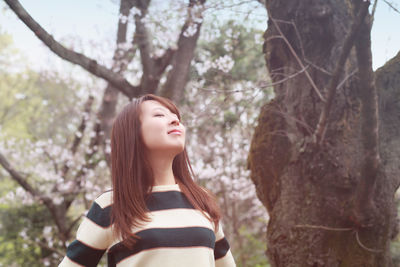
[154,114,165,117]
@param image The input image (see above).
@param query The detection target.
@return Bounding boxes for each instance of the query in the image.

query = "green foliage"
[233,224,270,267]
[0,30,16,68]
[0,30,98,266]
[0,204,57,267]
[0,30,83,143]
[195,20,266,85]
[391,237,400,266]
[182,19,272,267]
[0,70,83,142]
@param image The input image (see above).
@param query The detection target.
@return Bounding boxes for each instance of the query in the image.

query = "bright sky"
[0,0,399,71]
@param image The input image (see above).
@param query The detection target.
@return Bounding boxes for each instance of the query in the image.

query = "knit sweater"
[59,184,236,267]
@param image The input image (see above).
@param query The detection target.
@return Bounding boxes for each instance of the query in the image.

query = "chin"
[151,144,184,156]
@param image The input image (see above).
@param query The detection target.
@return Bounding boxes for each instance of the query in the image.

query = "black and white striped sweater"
[59,184,236,267]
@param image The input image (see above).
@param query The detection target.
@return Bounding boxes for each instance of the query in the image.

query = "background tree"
[1,0,207,253]
[0,1,270,266]
[248,0,399,265]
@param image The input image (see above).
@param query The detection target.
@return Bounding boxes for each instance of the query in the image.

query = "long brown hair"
[110,94,221,247]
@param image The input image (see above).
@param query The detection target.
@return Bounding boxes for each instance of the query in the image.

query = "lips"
[168,129,182,134]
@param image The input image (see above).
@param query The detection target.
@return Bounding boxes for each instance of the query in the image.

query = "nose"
[170,117,180,126]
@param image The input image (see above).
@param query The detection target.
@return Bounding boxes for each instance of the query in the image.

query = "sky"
[0,0,399,72]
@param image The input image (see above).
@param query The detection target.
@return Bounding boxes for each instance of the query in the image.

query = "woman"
[59,94,236,267]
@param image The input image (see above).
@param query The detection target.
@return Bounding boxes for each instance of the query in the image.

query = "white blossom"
[183,23,198,37]
[53,196,64,205]
[212,55,234,73]
[119,14,128,24]
[43,226,52,236]
[116,42,133,51]
[14,93,26,100]
[130,7,142,17]
[19,229,28,240]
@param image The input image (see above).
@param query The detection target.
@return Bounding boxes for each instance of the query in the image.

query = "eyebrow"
[152,107,170,112]
[152,107,179,118]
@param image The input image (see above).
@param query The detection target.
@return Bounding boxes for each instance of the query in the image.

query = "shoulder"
[93,190,113,209]
[84,190,113,229]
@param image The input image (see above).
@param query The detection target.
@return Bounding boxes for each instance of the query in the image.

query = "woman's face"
[140,100,186,155]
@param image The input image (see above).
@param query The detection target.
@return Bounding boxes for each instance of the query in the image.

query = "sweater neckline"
[151,183,180,192]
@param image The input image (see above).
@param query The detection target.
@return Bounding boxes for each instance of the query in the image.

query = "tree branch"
[313,0,370,145]
[383,0,400,13]
[59,96,94,179]
[160,0,206,102]
[352,0,381,227]
[370,0,378,26]
[133,0,154,79]
[96,0,143,166]
[132,0,177,94]
[269,17,325,102]
[155,48,176,75]
[72,96,94,155]
[66,214,84,238]
[4,0,139,99]
[0,152,42,199]
[0,151,72,237]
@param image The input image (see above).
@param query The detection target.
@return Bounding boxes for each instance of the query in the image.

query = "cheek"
[141,121,165,145]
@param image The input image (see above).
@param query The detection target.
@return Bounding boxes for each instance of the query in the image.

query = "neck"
[148,152,176,186]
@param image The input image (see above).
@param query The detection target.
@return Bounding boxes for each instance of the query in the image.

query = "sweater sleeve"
[214,223,236,267]
[59,192,113,267]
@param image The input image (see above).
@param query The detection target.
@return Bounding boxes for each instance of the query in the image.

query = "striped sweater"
[59,184,236,267]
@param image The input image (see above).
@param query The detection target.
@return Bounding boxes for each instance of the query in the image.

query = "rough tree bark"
[248,0,399,266]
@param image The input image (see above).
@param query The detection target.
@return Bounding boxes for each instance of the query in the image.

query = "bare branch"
[295,224,383,253]
[269,17,326,102]
[295,224,353,231]
[269,20,333,76]
[313,1,370,145]
[383,0,400,13]
[200,65,310,93]
[4,0,139,99]
[336,68,358,90]
[355,231,383,253]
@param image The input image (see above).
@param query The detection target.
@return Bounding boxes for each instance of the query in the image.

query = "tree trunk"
[248,0,398,266]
